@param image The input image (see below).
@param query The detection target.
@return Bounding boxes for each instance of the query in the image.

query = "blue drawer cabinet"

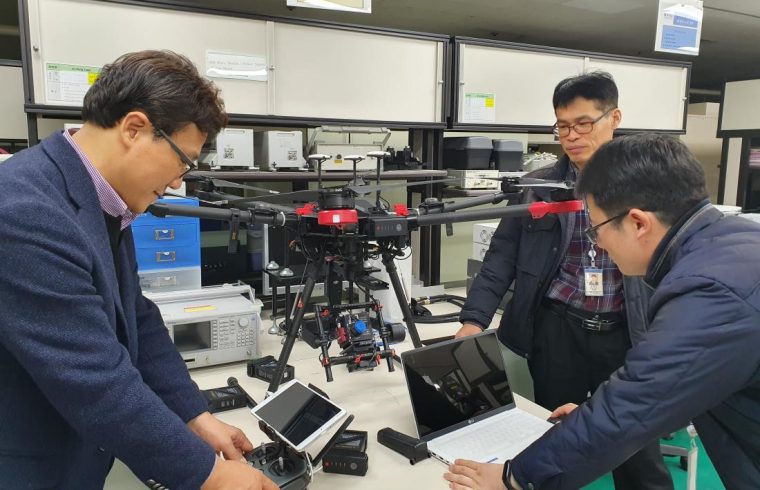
[133,198,201,290]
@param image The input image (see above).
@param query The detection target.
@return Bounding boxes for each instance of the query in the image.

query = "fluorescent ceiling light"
[562,0,644,15]
[286,0,372,14]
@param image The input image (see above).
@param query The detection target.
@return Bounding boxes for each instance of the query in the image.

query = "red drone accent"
[295,203,316,216]
[528,200,584,219]
[336,327,348,345]
[393,204,410,216]
[318,209,359,226]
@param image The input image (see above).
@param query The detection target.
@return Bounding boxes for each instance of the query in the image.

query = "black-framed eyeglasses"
[584,209,629,245]
[553,108,614,138]
[156,127,197,178]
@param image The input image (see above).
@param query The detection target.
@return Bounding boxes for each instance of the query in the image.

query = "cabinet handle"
[154,229,175,240]
[156,251,176,262]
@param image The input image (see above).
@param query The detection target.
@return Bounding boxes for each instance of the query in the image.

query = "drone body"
[148,155,582,390]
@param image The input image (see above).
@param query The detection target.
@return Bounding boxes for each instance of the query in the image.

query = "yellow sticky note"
[485,97,495,108]
[88,72,99,85]
[184,305,217,313]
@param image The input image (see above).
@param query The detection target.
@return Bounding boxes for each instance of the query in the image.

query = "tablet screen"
[253,381,343,448]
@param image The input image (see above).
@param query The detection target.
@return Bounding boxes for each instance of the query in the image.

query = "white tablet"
[251,379,347,451]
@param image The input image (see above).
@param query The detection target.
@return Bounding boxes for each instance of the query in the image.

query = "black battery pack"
[201,385,248,413]
[247,355,295,384]
[323,430,369,476]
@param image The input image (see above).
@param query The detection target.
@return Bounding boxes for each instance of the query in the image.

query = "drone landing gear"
[267,250,422,393]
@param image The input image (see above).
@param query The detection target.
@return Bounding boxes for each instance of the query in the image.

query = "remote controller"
[246,442,310,489]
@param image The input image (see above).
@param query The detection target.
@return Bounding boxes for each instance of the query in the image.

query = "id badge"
[584,268,604,297]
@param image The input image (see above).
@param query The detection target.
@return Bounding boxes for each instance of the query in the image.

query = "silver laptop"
[401,330,553,465]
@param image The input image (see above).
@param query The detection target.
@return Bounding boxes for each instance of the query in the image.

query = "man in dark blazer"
[0,51,277,489]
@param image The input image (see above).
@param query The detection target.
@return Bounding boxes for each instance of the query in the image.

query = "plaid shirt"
[63,129,138,230]
[544,165,624,313]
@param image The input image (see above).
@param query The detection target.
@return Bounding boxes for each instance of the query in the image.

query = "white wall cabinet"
[453,38,690,132]
[25,0,446,125]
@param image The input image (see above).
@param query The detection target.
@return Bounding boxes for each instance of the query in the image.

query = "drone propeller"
[347,177,458,196]
[161,191,222,206]
[482,176,574,190]
[225,188,323,206]
[511,178,574,190]
[184,173,281,195]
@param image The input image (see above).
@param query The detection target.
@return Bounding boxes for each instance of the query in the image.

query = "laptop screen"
[402,331,515,440]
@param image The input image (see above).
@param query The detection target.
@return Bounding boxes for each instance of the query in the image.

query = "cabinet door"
[273,22,445,123]
[720,79,760,133]
[457,44,584,127]
[587,58,688,132]
[29,0,268,115]
[454,40,689,132]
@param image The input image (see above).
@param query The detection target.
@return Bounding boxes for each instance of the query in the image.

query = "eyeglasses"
[584,209,629,245]
[553,108,614,138]
[155,127,197,178]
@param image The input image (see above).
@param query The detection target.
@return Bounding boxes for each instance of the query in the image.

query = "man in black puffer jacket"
[447,134,760,489]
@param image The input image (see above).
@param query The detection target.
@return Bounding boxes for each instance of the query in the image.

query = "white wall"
[680,103,722,203]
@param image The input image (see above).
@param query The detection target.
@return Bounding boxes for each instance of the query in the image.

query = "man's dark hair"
[576,133,708,226]
[552,71,618,111]
[82,50,227,137]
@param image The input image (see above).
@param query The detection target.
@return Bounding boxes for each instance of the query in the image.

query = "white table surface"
[105,291,548,489]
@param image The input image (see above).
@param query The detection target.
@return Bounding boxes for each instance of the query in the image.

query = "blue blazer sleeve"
[0,199,216,489]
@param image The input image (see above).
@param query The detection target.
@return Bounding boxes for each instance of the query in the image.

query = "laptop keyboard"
[434,410,551,462]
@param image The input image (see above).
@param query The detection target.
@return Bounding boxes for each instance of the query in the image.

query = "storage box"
[314,144,381,171]
[443,136,492,170]
[472,222,499,246]
[492,139,523,171]
[212,128,255,169]
[472,242,490,261]
[253,131,306,170]
[448,169,500,189]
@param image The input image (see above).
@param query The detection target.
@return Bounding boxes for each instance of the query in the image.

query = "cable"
[303,449,315,480]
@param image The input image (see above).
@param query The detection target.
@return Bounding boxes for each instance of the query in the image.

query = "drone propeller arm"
[430,191,515,214]
[147,202,291,227]
[409,200,583,229]
[194,190,297,214]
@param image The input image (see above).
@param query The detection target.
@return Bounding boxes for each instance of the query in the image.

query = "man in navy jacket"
[445,134,760,489]
[0,51,277,489]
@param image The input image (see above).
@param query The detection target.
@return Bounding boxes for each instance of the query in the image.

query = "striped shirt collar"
[63,129,138,230]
